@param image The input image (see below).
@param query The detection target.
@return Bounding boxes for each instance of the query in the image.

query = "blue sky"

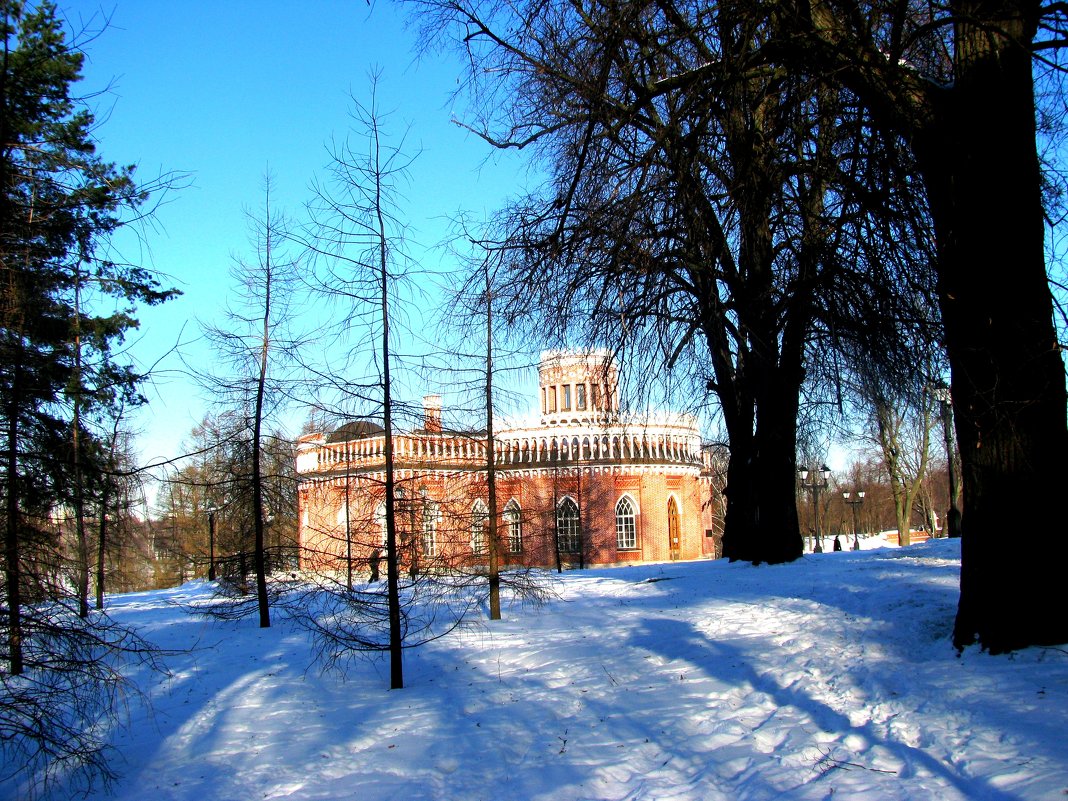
[64,0,530,472]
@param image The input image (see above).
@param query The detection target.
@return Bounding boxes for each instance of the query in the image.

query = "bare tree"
[301,77,417,688]
[411,0,933,566]
[763,0,1068,651]
[866,384,936,546]
[0,6,179,792]
[200,174,304,628]
[483,265,502,619]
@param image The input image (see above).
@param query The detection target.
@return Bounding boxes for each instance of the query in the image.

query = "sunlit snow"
[9,538,1068,801]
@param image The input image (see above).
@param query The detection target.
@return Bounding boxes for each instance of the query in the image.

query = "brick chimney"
[423,394,442,433]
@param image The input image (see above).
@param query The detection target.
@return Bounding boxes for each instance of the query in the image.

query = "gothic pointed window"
[504,499,522,553]
[471,499,489,554]
[668,496,681,557]
[616,495,637,550]
[556,497,581,553]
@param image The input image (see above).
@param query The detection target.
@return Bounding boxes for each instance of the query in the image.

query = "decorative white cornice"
[298,462,702,489]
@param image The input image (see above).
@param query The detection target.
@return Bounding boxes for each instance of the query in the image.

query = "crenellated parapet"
[298,429,490,476]
[297,412,708,479]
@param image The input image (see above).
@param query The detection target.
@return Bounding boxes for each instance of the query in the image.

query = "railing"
[299,434,708,475]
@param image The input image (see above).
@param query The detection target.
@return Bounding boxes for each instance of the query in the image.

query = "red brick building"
[296,351,718,573]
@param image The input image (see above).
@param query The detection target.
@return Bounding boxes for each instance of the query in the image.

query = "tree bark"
[374,118,404,690]
[486,268,501,620]
[915,0,1068,651]
[251,191,273,630]
[754,374,805,564]
[95,484,109,610]
[719,368,805,566]
[779,0,1068,651]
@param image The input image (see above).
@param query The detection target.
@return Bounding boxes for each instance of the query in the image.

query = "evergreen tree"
[0,3,176,793]
[1,0,175,671]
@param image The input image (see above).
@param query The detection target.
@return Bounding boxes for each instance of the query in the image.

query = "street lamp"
[842,491,865,551]
[207,507,218,581]
[799,464,831,553]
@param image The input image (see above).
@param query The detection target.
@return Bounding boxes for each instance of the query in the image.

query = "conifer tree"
[0,3,176,792]
[1,0,175,672]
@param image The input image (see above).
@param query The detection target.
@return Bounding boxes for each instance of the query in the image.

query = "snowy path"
[8,539,1067,800]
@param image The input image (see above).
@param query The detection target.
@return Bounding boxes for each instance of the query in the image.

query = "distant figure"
[369,548,381,582]
[833,535,843,552]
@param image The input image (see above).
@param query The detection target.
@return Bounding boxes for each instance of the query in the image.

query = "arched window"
[557,497,581,553]
[504,499,522,553]
[422,501,439,558]
[471,499,489,554]
[668,496,681,557]
[616,496,637,550]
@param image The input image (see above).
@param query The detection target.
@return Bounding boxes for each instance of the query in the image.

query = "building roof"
[326,420,385,442]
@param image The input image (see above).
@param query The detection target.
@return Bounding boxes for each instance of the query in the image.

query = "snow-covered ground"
[9,538,1068,801]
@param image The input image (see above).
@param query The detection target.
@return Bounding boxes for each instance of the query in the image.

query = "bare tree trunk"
[344,449,352,591]
[72,274,89,619]
[913,3,1068,651]
[939,396,962,539]
[95,487,108,610]
[782,0,1068,651]
[485,267,501,620]
[96,410,126,609]
[251,187,273,630]
[370,116,404,690]
[873,403,932,548]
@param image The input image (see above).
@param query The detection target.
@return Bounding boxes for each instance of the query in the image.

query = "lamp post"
[842,491,865,551]
[207,507,217,581]
[799,464,831,553]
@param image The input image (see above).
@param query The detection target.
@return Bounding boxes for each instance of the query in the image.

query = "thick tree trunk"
[720,442,757,563]
[252,218,272,630]
[753,380,805,564]
[719,371,759,563]
[918,2,1068,651]
[720,371,804,565]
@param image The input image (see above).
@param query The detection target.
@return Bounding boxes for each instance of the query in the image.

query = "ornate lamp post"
[842,491,865,551]
[799,465,831,553]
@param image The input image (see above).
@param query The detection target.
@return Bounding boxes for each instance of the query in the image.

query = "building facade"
[296,351,718,574]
